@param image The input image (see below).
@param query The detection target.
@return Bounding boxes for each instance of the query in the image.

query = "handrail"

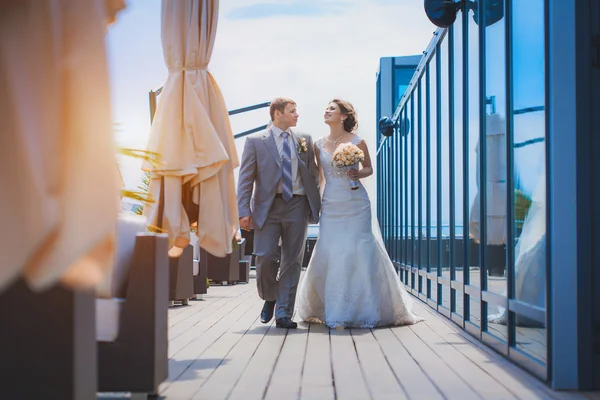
[234,124,269,139]
[392,28,448,123]
[386,37,545,151]
[228,102,270,116]
[148,87,270,137]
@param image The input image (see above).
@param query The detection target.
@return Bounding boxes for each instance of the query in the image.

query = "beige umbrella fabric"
[0,0,123,293]
[143,0,239,257]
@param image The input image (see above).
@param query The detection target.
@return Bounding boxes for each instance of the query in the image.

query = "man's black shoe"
[275,317,298,329]
[261,300,276,323]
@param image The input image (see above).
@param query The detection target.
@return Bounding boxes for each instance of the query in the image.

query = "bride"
[296,99,423,328]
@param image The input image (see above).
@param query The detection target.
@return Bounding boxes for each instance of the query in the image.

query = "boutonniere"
[298,138,308,153]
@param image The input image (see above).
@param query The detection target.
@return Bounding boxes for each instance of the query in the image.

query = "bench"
[96,213,169,398]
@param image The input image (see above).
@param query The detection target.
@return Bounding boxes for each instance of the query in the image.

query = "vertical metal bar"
[404,106,409,270]
[390,65,397,260]
[411,94,416,288]
[426,61,432,299]
[448,24,457,315]
[396,122,400,265]
[383,142,388,251]
[395,124,400,264]
[399,111,404,269]
[387,145,392,252]
[387,142,391,253]
[462,1,472,320]
[436,47,443,306]
[376,73,381,236]
[479,0,489,331]
[418,80,424,290]
[505,0,516,349]
[392,124,397,262]
[543,0,552,377]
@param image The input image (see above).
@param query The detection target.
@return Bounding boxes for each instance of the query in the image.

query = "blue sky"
[107,0,547,233]
[226,1,347,19]
[106,0,436,193]
[106,1,546,228]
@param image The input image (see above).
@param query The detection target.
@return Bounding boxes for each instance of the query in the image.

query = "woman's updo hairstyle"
[331,98,358,133]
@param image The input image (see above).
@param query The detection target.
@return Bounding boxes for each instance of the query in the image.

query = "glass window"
[467,4,482,329]
[510,0,547,364]
[394,67,416,109]
[440,37,451,312]
[484,0,509,342]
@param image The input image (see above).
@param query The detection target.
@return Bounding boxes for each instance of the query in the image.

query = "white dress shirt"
[271,125,305,195]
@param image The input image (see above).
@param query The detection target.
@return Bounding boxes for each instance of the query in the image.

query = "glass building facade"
[376,0,599,390]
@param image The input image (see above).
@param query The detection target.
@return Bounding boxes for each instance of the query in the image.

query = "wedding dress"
[296,135,423,328]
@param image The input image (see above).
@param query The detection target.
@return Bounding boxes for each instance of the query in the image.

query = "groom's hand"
[240,216,253,231]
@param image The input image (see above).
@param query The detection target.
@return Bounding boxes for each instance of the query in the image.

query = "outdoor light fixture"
[424,0,503,28]
[376,116,410,156]
[378,116,396,138]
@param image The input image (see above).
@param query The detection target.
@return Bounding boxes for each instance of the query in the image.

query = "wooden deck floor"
[105,274,599,400]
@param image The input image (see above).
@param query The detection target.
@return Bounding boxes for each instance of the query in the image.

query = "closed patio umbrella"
[143,0,239,258]
[0,0,124,293]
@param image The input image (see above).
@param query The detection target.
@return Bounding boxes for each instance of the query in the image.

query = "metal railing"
[148,86,269,137]
[376,3,548,380]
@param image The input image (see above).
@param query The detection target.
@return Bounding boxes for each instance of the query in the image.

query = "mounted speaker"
[472,0,504,26]
[424,0,504,28]
[424,0,462,28]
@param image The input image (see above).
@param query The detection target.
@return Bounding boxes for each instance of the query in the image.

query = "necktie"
[281,132,293,202]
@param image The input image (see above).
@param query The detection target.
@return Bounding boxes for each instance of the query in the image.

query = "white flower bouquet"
[331,143,365,190]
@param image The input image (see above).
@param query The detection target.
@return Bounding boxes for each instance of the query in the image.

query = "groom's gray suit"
[237,127,320,319]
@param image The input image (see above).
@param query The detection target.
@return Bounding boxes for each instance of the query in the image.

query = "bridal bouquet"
[331,143,365,190]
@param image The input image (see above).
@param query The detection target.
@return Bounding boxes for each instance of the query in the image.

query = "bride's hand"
[347,168,359,180]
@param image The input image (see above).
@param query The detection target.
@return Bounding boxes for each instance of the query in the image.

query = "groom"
[237,98,321,329]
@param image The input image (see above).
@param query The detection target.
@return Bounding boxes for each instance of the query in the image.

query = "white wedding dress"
[297,135,423,328]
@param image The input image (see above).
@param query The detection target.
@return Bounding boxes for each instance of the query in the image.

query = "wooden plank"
[391,324,480,400]
[193,306,272,400]
[227,322,288,400]
[330,328,371,400]
[167,282,242,318]
[160,294,259,394]
[168,290,256,358]
[167,282,254,325]
[150,275,596,400]
[350,329,408,400]
[168,283,255,327]
[300,324,335,400]
[371,328,444,400]
[161,297,263,399]
[264,323,310,400]
[409,321,517,399]
[168,320,194,341]
[412,302,573,400]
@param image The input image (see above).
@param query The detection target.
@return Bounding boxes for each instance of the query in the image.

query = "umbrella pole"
[149,89,166,231]
[158,175,165,230]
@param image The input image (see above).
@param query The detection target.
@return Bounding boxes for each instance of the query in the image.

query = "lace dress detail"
[297,135,423,328]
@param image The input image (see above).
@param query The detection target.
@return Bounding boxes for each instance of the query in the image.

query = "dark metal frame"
[378,0,552,382]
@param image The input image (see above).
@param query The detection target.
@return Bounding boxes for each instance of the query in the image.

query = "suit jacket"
[237,128,321,229]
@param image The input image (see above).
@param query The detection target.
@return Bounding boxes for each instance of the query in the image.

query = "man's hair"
[269,97,296,121]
